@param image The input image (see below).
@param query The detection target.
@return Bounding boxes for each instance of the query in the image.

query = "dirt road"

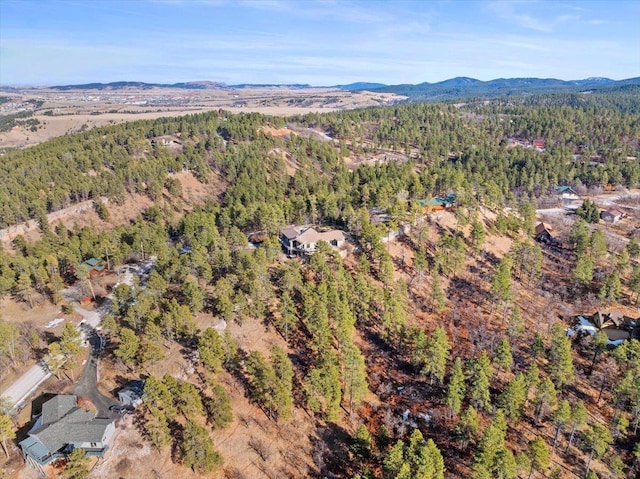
[0,362,51,411]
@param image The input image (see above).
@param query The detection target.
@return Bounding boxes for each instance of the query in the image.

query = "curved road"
[73,332,118,417]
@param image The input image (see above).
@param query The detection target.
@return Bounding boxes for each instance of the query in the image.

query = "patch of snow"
[44,318,64,329]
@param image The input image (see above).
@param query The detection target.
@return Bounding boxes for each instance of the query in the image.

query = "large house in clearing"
[20,395,115,472]
[280,226,347,255]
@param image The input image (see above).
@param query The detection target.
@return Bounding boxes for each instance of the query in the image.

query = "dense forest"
[0,92,639,478]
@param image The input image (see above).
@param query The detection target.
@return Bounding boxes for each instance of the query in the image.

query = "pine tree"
[63,448,90,479]
[548,323,574,389]
[421,326,450,385]
[573,253,594,286]
[566,401,587,451]
[383,440,405,478]
[115,327,140,368]
[531,332,545,359]
[583,422,613,477]
[589,228,608,263]
[456,406,481,447]
[527,436,550,479]
[351,424,372,460]
[276,291,298,340]
[470,217,486,253]
[0,319,21,366]
[445,357,466,418]
[534,377,557,424]
[499,373,527,421]
[198,327,224,373]
[468,351,493,412]
[204,380,233,430]
[180,420,223,473]
[472,410,515,479]
[270,345,294,421]
[144,413,171,451]
[183,274,204,314]
[430,268,446,313]
[342,343,369,413]
[551,399,571,450]
[45,342,65,379]
[494,337,513,371]
[491,255,513,307]
[0,412,15,458]
[138,321,165,367]
[60,322,82,359]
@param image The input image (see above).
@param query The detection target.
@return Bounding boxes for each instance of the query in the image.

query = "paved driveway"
[73,333,118,417]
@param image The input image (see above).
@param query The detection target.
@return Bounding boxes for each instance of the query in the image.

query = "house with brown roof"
[534,222,560,246]
[280,226,347,256]
[600,209,624,223]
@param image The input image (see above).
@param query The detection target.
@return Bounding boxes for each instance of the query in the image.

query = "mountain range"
[337,76,640,100]
[41,76,640,101]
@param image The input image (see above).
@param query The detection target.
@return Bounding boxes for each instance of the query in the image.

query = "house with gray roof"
[118,380,145,408]
[20,395,115,472]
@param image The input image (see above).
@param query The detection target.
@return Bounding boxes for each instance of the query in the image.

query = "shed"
[118,380,145,408]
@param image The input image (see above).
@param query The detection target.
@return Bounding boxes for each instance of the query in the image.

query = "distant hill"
[50,81,314,91]
[363,76,640,101]
[335,82,388,91]
[51,81,227,91]
[230,83,313,89]
[46,76,640,100]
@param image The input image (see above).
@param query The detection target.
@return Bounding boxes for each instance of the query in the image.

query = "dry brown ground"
[0,86,403,149]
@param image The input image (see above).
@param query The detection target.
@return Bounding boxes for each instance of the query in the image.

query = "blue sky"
[1,0,639,86]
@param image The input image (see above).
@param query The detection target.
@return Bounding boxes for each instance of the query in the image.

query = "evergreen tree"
[456,406,481,447]
[472,410,515,479]
[527,436,550,479]
[534,377,557,424]
[445,357,466,419]
[204,380,233,430]
[551,399,571,450]
[351,424,373,460]
[0,319,21,366]
[59,322,82,359]
[468,351,493,412]
[576,199,600,223]
[590,229,608,263]
[548,323,574,389]
[470,217,486,253]
[270,345,294,421]
[599,270,622,302]
[491,255,513,307]
[0,412,15,458]
[583,423,613,478]
[180,421,223,473]
[144,413,171,451]
[494,337,513,371]
[499,373,527,421]
[573,253,595,286]
[198,327,224,373]
[566,401,588,451]
[45,342,65,379]
[430,268,446,313]
[531,332,545,359]
[63,448,90,479]
[569,219,590,254]
[115,327,140,368]
[342,343,369,413]
[421,326,450,385]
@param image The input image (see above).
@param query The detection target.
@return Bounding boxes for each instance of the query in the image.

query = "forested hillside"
[1,93,639,479]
